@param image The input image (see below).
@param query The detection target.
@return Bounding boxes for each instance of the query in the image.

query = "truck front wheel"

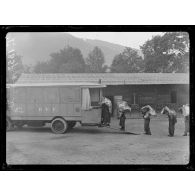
[51,118,68,134]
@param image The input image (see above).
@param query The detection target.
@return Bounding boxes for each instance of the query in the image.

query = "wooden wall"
[103,84,189,112]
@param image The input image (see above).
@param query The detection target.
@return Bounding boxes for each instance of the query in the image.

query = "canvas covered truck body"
[6,83,105,133]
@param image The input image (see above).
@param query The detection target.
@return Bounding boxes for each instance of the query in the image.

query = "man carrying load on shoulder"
[141,105,156,135]
[100,97,112,126]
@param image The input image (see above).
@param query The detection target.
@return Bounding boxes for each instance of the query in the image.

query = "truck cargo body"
[6,83,105,133]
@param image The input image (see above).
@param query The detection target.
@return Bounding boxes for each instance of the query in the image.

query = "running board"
[81,123,100,126]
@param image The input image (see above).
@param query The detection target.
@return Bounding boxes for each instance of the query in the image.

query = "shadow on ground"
[9,125,140,135]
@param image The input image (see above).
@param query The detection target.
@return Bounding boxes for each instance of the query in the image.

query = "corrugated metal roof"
[16,73,189,85]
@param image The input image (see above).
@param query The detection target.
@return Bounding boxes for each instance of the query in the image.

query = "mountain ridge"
[7,32,143,66]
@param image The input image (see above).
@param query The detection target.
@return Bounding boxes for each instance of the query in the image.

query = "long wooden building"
[16,73,189,116]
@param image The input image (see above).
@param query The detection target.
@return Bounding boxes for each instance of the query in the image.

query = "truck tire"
[6,118,13,131]
[51,118,68,134]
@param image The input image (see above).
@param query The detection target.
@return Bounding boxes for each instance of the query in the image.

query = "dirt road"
[6,117,189,164]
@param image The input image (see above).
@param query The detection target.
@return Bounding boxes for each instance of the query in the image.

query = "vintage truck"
[6,82,106,134]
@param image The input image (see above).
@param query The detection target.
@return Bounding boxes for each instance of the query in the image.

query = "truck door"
[59,87,81,117]
[81,88,102,124]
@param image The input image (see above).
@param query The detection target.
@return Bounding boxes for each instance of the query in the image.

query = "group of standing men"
[100,97,127,131]
[100,97,189,137]
[141,104,189,137]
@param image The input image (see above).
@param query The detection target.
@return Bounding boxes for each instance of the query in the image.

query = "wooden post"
[133,93,136,104]
[155,86,158,111]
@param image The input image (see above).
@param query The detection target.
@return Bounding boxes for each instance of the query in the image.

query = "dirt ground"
[6,117,189,164]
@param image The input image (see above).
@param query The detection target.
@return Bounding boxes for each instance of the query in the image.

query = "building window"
[171,91,177,103]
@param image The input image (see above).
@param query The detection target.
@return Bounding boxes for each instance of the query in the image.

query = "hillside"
[7,32,142,66]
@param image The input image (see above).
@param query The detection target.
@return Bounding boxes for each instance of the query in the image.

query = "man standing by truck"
[100,97,112,126]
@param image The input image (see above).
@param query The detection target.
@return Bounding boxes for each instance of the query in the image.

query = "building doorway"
[171,91,177,103]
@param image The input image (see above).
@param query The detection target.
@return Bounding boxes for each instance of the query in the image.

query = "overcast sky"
[69,32,164,49]
[7,32,164,50]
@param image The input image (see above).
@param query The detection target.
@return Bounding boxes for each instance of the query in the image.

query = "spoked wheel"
[6,118,13,131]
[51,118,68,134]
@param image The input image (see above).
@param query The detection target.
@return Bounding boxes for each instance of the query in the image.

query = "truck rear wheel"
[51,118,68,134]
[6,118,13,131]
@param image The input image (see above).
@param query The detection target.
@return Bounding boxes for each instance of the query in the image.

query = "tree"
[140,32,189,73]
[6,53,25,83]
[52,46,86,73]
[86,46,105,73]
[34,46,86,73]
[102,64,110,73]
[111,47,144,73]
[33,61,55,73]
[6,54,33,83]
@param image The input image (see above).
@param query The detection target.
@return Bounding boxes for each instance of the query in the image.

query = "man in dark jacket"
[101,103,110,126]
[168,113,177,136]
